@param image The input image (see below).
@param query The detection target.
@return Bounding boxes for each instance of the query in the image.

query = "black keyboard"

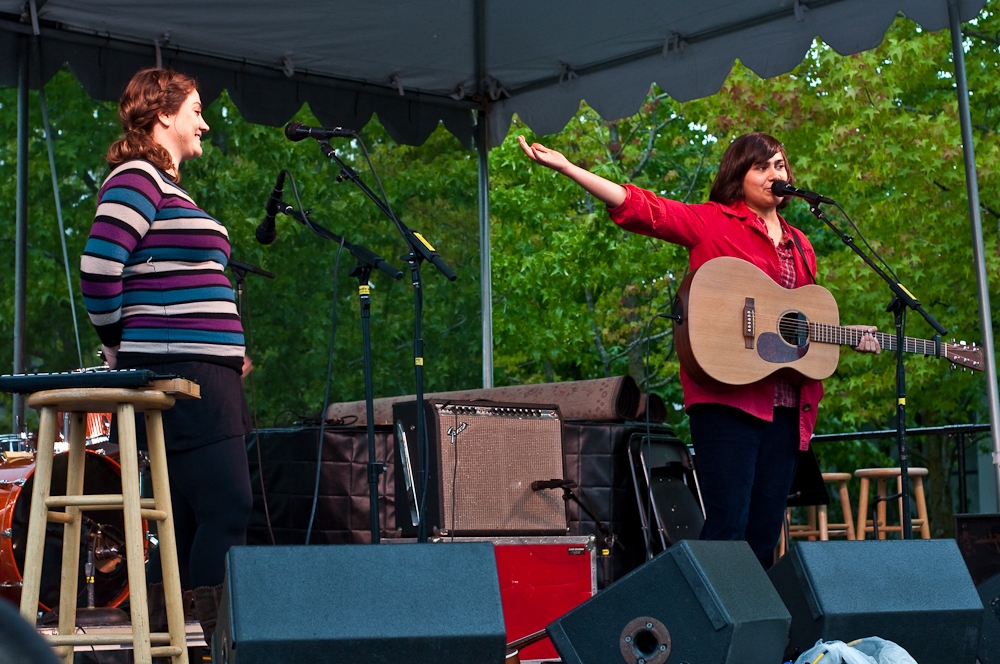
[0,369,178,394]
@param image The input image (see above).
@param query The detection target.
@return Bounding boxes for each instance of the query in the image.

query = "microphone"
[771,180,836,205]
[284,121,357,142]
[255,171,286,245]
[531,478,572,491]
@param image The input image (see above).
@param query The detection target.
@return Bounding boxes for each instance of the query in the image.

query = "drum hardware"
[0,478,26,487]
[0,528,11,539]
[0,580,21,588]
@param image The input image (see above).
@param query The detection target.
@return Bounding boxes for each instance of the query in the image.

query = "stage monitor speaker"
[978,571,1000,663]
[214,543,506,663]
[393,399,566,536]
[955,513,1000,585]
[769,540,984,664]
[546,540,791,664]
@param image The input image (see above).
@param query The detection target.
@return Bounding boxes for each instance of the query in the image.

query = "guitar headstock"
[948,340,985,372]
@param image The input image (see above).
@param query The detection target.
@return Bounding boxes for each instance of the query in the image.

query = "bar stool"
[854,467,931,540]
[778,472,856,557]
[19,388,189,664]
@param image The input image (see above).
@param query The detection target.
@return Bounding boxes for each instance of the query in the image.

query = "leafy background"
[2,6,999,535]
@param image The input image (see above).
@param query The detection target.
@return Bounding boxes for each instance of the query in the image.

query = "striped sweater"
[80,160,244,371]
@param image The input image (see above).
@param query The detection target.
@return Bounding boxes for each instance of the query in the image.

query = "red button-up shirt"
[608,184,823,450]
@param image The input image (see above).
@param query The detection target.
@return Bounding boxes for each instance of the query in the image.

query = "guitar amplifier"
[392,399,567,537]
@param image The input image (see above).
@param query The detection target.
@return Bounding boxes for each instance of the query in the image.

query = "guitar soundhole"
[778,311,808,347]
[757,311,810,364]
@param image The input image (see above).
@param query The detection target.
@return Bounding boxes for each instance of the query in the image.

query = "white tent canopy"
[2,0,998,507]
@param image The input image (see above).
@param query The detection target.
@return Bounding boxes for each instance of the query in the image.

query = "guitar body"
[675,256,841,387]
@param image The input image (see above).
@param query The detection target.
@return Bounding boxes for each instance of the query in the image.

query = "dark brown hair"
[106,68,198,182]
[709,132,794,209]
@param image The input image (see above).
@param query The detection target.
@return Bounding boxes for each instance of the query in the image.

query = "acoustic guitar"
[673,256,984,388]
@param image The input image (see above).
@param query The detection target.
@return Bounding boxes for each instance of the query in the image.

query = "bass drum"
[0,450,147,612]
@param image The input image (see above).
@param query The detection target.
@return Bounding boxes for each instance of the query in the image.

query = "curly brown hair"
[106,68,198,182]
[709,132,794,210]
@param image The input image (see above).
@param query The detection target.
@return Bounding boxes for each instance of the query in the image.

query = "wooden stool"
[778,472,856,557]
[18,388,188,664]
[855,467,931,540]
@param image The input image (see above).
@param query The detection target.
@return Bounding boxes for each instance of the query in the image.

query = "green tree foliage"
[1,7,998,533]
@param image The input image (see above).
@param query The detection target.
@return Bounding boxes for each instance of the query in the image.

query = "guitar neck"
[809,323,942,357]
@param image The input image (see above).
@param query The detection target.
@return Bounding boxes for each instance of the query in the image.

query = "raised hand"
[518,135,572,173]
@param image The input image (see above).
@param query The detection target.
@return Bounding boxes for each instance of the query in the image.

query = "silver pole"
[39,88,85,369]
[948,0,1000,511]
[13,38,28,432]
[477,111,494,388]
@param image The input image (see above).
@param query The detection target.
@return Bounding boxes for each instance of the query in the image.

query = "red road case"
[443,536,597,662]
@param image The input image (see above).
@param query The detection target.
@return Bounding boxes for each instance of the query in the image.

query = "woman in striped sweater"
[80,68,252,646]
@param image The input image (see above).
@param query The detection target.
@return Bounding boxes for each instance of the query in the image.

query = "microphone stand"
[807,202,947,540]
[277,202,403,544]
[228,258,275,317]
[314,140,457,544]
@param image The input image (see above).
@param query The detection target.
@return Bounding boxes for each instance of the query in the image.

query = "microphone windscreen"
[284,122,307,141]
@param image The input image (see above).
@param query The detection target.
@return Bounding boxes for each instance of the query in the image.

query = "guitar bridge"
[744,297,755,349]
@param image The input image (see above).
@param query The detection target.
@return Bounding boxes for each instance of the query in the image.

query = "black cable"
[289,169,348,546]
[641,312,674,556]
[242,272,275,545]
[451,408,459,542]
[832,201,900,282]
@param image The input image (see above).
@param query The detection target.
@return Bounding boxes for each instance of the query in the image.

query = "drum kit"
[0,411,151,615]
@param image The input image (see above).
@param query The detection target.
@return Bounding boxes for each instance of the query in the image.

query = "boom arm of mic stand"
[316,141,457,281]
[277,203,403,280]
[807,203,947,335]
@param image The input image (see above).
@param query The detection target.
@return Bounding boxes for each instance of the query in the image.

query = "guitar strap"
[788,228,816,285]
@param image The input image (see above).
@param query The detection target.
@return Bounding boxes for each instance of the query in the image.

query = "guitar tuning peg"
[960,340,967,346]
[952,363,957,370]
[952,338,957,343]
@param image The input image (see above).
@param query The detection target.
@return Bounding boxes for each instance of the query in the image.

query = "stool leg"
[20,405,59,624]
[876,478,888,540]
[856,478,869,541]
[146,409,189,664]
[838,481,856,540]
[818,505,829,541]
[914,477,931,539]
[55,412,88,663]
[117,403,153,664]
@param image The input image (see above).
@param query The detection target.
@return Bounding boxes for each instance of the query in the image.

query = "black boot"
[192,584,224,650]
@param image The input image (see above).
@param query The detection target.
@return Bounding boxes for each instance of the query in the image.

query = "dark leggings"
[688,403,800,569]
[148,435,252,589]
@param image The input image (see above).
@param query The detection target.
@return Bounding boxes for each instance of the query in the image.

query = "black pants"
[147,435,252,588]
[688,403,800,569]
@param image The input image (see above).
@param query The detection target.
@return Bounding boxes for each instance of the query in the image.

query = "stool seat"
[854,467,929,479]
[19,387,188,664]
[855,467,931,540]
[26,387,175,413]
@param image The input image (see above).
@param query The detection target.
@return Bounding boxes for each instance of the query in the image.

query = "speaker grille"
[431,402,566,535]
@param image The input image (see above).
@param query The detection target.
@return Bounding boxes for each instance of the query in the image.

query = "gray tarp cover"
[0,0,986,147]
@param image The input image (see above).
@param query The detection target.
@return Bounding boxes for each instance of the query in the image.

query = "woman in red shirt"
[520,132,879,568]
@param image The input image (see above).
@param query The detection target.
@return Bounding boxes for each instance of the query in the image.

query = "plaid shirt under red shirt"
[749,214,800,408]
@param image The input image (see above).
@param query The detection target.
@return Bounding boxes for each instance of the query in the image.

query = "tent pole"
[948,0,1000,511]
[13,36,28,433]
[477,111,494,388]
[474,0,493,388]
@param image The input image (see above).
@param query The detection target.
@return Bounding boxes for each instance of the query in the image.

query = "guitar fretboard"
[808,322,941,357]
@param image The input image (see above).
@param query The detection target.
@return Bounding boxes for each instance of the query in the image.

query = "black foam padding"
[977,571,1000,663]
[769,540,984,664]
[547,540,791,664]
[215,543,506,663]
